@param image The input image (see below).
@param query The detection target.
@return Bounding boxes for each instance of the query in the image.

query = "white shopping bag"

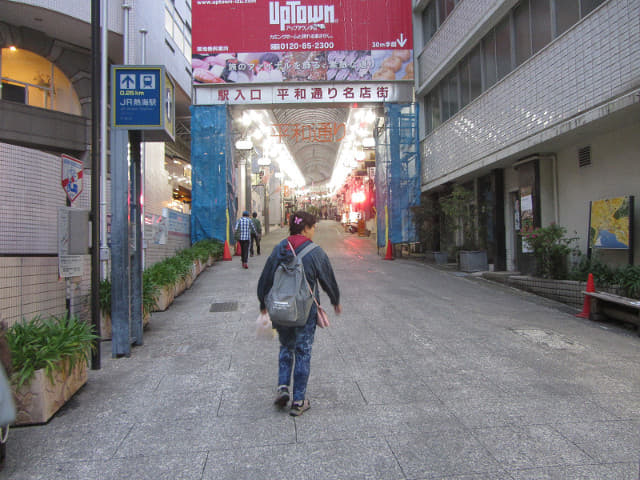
[255,312,275,340]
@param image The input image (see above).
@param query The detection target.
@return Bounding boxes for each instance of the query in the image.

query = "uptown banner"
[192,0,413,85]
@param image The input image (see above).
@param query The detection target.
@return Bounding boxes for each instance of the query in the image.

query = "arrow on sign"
[120,74,136,89]
[397,33,407,47]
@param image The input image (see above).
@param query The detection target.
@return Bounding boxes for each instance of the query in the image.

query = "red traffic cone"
[383,241,394,260]
[234,241,241,256]
[222,240,232,261]
[576,273,594,318]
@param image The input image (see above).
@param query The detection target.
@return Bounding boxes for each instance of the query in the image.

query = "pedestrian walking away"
[250,211,262,257]
[257,211,342,416]
[234,211,258,269]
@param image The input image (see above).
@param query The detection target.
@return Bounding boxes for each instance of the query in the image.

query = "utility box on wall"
[58,207,90,278]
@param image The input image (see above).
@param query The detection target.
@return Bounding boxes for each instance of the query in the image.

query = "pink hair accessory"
[294,217,302,224]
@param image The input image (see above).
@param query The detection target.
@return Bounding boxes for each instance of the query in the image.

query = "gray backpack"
[266,242,318,327]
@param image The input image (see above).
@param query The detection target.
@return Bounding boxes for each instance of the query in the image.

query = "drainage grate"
[209,301,238,312]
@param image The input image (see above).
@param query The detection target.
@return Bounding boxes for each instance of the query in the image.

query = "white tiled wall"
[421,0,640,186]
[417,0,511,90]
[0,139,190,327]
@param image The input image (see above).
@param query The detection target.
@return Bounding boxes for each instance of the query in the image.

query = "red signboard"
[192,0,413,85]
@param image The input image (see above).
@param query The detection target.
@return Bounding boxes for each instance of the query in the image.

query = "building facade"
[413,0,640,271]
[0,0,194,326]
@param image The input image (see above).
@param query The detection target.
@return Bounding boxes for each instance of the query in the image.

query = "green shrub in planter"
[145,262,181,288]
[141,271,159,315]
[99,276,158,317]
[619,265,640,299]
[193,239,223,260]
[7,314,99,388]
[99,278,111,316]
[167,255,193,280]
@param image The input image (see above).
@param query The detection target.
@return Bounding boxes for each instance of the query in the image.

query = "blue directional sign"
[111,65,175,141]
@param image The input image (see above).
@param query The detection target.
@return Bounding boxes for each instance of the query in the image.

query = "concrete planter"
[154,285,175,312]
[100,312,111,339]
[459,250,489,272]
[174,278,186,297]
[184,272,194,290]
[13,360,87,425]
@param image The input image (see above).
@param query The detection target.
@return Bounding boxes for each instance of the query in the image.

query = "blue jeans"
[275,306,317,402]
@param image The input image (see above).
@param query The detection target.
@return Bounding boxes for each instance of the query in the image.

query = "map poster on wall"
[589,196,633,249]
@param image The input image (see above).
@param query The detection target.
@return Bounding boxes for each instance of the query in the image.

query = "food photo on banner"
[191,0,413,85]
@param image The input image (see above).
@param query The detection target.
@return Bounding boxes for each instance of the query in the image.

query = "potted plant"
[440,185,488,272]
[411,200,447,264]
[521,223,578,279]
[6,314,98,425]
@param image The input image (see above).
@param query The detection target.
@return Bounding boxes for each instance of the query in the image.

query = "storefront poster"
[192,0,413,84]
[520,190,534,253]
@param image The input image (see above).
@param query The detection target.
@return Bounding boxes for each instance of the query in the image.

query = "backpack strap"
[297,242,318,260]
[288,241,318,296]
[287,240,318,260]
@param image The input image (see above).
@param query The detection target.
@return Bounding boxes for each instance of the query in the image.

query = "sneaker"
[274,385,290,408]
[243,263,248,269]
[289,399,310,416]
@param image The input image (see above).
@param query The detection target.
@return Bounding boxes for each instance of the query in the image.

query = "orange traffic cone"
[234,241,241,256]
[576,273,595,318]
[383,241,394,260]
[222,240,232,261]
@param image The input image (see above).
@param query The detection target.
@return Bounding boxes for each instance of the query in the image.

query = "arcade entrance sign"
[191,0,414,86]
[193,82,414,105]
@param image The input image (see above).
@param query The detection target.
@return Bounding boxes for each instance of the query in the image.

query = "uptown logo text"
[269,1,337,31]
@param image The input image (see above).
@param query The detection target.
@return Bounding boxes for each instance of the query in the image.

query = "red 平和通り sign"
[192,0,414,85]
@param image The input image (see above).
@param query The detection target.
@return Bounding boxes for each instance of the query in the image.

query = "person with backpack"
[257,211,341,416]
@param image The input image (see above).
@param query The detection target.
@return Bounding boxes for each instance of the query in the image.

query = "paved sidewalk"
[4,220,640,479]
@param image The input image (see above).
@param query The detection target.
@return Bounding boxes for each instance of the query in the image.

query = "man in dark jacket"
[250,212,262,256]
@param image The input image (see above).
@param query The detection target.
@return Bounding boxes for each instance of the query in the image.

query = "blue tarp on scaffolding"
[376,103,420,247]
[190,105,237,244]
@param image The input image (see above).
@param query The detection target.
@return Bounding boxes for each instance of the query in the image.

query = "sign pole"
[129,130,143,346]
[110,129,132,357]
[90,0,101,368]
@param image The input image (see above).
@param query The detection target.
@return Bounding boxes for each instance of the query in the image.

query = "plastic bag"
[316,306,330,328]
[256,312,275,340]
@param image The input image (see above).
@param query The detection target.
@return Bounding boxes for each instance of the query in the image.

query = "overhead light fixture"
[275,172,284,179]
[257,157,271,166]
[362,137,375,148]
[355,150,365,161]
[235,139,253,151]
